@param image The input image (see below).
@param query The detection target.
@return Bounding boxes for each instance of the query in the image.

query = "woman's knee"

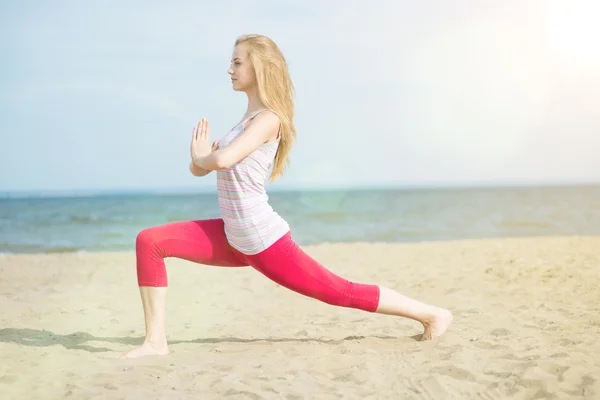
[136,227,153,246]
[135,227,168,286]
[136,226,163,255]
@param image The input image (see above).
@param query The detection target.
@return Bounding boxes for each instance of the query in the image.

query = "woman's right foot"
[121,341,169,359]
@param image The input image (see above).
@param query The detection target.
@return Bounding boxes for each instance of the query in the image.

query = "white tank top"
[216,109,290,255]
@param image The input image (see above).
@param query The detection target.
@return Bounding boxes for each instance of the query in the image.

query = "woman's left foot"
[421,308,453,340]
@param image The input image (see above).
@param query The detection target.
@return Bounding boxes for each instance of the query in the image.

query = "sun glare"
[544,0,600,69]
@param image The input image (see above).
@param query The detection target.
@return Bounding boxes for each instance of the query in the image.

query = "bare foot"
[421,308,453,341]
[120,341,169,359]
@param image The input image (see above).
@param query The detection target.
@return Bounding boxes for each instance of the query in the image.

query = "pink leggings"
[135,218,380,312]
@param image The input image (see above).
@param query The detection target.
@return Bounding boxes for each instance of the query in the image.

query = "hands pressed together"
[190,118,219,165]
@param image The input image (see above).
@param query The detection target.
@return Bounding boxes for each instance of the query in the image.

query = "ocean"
[1,185,599,254]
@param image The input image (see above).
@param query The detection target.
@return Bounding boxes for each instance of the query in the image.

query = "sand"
[1,235,600,399]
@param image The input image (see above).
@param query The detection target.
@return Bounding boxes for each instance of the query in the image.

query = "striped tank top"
[216,109,290,255]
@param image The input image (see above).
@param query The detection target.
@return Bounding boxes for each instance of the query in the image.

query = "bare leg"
[375,286,453,340]
[121,287,169,358]
[120,219,247,359]
[237,234,453,341]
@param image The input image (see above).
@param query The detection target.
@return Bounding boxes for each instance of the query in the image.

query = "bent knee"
[136,227,162,251]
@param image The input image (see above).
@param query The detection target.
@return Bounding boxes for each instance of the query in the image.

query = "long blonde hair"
[235,34,296,182]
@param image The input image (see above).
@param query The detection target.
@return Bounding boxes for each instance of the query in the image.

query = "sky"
[1,0,599,194]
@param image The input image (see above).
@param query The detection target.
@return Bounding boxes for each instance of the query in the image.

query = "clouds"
[1,0,599,193]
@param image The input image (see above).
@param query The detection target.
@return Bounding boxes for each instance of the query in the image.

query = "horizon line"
[1,180,600,199]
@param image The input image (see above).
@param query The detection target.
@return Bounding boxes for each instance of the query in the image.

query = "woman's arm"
[189,138,221,177]
[193,112,280,170]
[189,161,211,177]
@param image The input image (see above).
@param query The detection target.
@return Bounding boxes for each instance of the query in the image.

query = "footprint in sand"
[430,365,477,382]
[63,383,80,398]
[223,389,261,400]
[483,370,514,380]
[490,328,511,337]
[559,338,583,346]
[0,375,18,384]
[473,341,510,351]
[332,372,365,385]
[410,376,457,400]
[103,383,118,390]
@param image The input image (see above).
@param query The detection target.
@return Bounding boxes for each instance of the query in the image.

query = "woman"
[122,34,452,359]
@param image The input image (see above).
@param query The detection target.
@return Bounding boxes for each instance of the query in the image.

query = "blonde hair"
[235,34,296,182]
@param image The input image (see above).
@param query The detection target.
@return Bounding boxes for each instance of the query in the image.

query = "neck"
[245,86,265,115]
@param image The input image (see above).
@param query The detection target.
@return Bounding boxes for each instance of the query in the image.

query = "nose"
[227,68,233,75]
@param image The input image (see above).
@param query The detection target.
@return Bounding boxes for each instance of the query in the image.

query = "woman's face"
[228,45,256,92]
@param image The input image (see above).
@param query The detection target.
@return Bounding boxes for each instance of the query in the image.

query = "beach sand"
[1,236,599,399]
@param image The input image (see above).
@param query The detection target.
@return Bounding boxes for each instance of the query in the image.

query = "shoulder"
[244,110,281,141]
[249,109,280,128]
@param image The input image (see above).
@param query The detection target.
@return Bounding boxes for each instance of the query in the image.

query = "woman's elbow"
[214,153,232,170]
